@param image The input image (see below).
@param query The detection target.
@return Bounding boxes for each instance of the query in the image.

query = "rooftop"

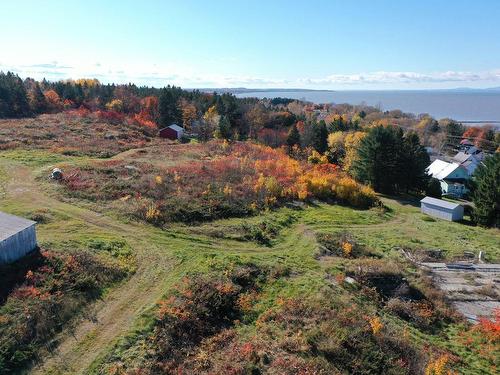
[427,159,462,180]
[0,211,36,242]
[168,124,183,132]
[420,196,462,210]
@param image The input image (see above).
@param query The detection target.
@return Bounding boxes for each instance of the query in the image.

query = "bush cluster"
[0,250,128,373]
[60,141,379,225]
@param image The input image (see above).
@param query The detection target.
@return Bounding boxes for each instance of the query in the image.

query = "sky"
[1,0,500,90]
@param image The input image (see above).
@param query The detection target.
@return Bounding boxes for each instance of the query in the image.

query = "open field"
[0,120,499,374]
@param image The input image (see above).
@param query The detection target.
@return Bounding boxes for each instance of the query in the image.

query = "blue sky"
[1,0,500,89]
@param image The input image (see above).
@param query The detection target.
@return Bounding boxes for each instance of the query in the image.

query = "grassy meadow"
[0,119,498,374]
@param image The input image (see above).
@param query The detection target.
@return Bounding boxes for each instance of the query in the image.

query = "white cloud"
[1,60,499,89]
[302,70,500,86]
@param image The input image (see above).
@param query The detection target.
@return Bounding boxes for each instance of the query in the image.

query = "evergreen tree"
[352,126,403,193]
[311,121,328,153]
[286,123,301,148]
[0,71,30,118]
[353,126,430,194]
[328,116,347,132]
[214,115,232,140]
[400,132,430,192]
[470,153,500,227]
[426,178,442,198]
[158,88,182,127]
[28,82,47,114]
[444,120,465,149]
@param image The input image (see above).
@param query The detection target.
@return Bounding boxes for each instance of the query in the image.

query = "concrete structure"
[0,211,37,264]
[420,197,464,222]
[159,124,184,140]
[427,159,469,197]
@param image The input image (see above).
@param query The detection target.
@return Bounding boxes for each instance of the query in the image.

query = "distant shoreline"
[229,89,500,124]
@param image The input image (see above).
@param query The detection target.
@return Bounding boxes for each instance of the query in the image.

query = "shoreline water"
[234,90,500,126]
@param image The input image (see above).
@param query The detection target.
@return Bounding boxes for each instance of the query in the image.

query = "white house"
[420,197,464,222]
[426,159,469,197]
[0,211,37,264]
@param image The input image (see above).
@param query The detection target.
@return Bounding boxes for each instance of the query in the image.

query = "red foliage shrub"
[60,141,378,225]
[95,109,125,124]
[0,249,128,372]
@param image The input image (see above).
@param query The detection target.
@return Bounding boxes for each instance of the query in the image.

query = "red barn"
[159,124,184,140]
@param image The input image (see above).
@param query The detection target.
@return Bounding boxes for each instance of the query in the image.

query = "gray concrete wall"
[0,225,37,264]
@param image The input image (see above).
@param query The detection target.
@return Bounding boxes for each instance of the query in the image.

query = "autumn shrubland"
[56,140,378,225]
[0,248,131,374]
[0,112,157,158]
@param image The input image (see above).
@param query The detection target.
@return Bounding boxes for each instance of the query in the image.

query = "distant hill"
[196,87,335,94]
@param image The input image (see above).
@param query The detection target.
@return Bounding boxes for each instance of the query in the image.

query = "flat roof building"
[0,211,37,264]
[420,197,464,222]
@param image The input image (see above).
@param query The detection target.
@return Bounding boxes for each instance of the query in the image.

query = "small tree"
[286,123,301,149]
[311,121,328,153]
[352,126,402,193]
[28,82,47,114]
[470,153,500,227]
[214,115,232,140]
[426,178,442,198]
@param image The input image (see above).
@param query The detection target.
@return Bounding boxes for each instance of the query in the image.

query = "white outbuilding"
[0,211,37,264]
[420,197,464,222]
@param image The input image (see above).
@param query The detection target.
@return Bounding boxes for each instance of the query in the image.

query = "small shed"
[420,197,464,222]
[0,212,37,264]
[159,124,184,140]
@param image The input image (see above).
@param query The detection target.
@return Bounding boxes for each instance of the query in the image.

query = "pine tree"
[158,88,182,127]
[353,126,401,193]
[311,121,328,153]
[214,115,232,140]
[0,72,30,118]
[400,132,430,192]
[28,82,47,114]
[286,123,301,148]
[471,153,500,227]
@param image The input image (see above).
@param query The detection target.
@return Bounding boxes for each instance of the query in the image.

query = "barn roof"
[0,211,36,242]
[420,197,462,210]
[167,124,183,132]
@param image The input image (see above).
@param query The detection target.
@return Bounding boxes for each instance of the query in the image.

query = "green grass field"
[0,147,498,374]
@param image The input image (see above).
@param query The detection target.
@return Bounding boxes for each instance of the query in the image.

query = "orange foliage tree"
[43,90,62,112]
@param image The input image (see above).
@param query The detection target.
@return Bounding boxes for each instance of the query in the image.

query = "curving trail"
[0,161,175,375]
[0,153,405,375]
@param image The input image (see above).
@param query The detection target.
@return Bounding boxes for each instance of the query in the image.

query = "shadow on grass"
[379,193,421,208]
[0,248,42,304]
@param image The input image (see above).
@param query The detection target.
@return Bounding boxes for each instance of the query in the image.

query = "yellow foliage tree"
[343,131,366,173]
[105,99,124,112]
[179,98,197,131]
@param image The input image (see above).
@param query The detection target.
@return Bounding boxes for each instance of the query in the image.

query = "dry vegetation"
[0,112,157,157]
[0,112,498,375]
[57,140,378,225]
[0,248,130,373]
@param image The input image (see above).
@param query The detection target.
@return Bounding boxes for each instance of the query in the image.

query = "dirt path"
[0,162,175,374]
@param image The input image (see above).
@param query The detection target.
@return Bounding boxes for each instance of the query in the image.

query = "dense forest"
[1,70,499,151]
